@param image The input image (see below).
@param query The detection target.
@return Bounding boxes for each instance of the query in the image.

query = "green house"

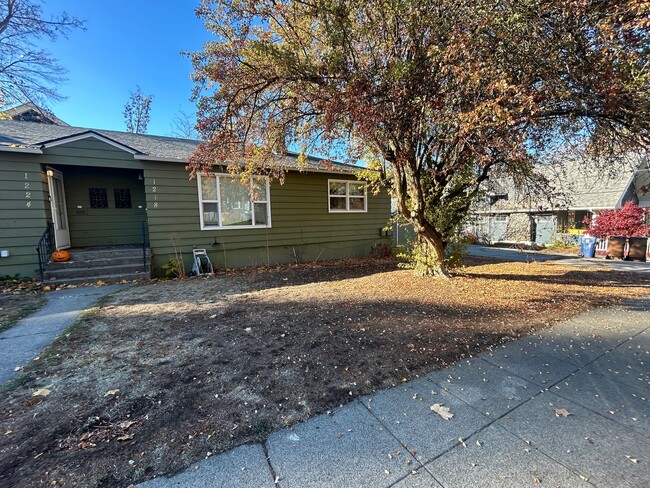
[0,119,391,281]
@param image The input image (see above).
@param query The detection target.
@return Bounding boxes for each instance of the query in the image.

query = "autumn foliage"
[584,202,650,238]
[188,0,650,275]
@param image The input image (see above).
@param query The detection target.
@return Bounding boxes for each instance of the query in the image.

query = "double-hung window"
[198,174,271,229]
[328,179,367,212]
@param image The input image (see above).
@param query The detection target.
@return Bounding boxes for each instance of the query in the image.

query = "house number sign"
[25,172,32,208]
[152,179,158,208]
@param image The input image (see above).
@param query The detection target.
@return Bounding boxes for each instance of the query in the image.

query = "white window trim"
[328,179,368,213]
[198,173,272,230]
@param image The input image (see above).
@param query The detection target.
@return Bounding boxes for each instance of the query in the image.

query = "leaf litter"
[1,257,648,486]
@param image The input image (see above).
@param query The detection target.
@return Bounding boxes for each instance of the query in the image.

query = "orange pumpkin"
[51,250,71,262]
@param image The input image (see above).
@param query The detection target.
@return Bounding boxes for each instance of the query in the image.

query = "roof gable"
[41,131,141,154]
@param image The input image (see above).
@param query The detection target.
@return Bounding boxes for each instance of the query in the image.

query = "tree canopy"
[0,0,83,108]
[189,0,650,275]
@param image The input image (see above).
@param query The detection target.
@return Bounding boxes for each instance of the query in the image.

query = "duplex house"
[0,117,390,281]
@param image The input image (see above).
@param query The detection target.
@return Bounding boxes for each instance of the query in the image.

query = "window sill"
[201,225,272,231]
[328,209,368,213]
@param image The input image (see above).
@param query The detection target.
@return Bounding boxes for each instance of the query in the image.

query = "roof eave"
[134,155,360,175]
[0,145,43,154]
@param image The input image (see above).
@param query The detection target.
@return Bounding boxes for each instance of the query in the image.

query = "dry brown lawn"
[0,257,648,487]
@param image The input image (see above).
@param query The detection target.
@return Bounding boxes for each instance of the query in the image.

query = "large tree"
[188,0,650,276]
[0,0,83,108]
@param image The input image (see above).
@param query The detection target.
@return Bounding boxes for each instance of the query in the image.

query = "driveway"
[139,296,650,487]
[469,245,650,274]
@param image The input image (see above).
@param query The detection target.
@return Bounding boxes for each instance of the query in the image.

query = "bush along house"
[0,112,391,283]
[465,154,650,256]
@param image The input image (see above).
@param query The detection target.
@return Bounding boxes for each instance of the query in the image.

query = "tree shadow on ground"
[459,268,650,288]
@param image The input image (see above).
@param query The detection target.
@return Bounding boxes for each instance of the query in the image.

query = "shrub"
[369,242,392,258]
[583,202,650,238]
[161,257,185,278]
[461,230,479,244]
[397,235,468,272]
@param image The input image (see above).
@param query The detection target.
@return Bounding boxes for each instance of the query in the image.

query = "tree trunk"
[412,227,450,278]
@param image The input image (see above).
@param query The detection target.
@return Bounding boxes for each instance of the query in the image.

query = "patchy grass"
[0,257,648,487]
[0,279,45,334]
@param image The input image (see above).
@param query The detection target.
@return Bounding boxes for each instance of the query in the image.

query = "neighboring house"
[0,119,391,280]
[1,103,69,126]
[466,156,650,246]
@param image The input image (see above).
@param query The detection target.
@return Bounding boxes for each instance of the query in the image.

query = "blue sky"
[41,1,209,136]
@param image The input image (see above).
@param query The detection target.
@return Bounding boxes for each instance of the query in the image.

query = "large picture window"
[328,179,367,213]
[198,174,271,229]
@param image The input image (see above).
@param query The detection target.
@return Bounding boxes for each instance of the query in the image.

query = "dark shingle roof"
[0,119,201,159]
[476,155,644,212]
[0,120,360,173]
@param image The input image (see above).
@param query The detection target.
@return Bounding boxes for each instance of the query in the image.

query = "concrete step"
[47,255,148,270]
[44,263,150,280]
[64,247,151,261]
[44,272,149,285]
[43,246,152,284]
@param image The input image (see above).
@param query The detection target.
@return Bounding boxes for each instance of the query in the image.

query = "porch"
[38,164,152,283]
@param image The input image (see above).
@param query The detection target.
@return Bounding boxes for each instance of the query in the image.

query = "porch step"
[44,272,149,285]
[43,246,151,284]
[47,254,149,270]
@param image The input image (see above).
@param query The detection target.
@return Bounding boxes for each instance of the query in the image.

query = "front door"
[535,215,556,246]
[47,168,71,249]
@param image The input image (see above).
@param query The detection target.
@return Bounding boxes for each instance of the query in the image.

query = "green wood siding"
[143,163,391,272]
[0,159,49,278]
[58,166,147,247]
[42,139,141,169]
[0,135,390,277]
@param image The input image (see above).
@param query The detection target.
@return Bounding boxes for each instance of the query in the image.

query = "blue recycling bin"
[579,235,597,258]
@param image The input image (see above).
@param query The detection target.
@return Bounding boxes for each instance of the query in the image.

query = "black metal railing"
[141,221,149,273]
[35,222,55,282]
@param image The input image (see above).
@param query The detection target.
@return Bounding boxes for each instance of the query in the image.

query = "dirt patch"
[0,258,648,487]
[0,279,45,334]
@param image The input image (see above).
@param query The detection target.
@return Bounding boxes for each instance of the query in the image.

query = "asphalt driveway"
[468,245,650,274]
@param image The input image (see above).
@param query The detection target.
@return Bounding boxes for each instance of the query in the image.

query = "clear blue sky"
[41,1,209,136]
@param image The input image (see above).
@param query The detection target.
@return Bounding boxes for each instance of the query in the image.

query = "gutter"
[0,146,43,154]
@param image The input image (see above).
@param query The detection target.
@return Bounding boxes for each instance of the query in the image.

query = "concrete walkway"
[0,285,126,385]
[140,296,650,488]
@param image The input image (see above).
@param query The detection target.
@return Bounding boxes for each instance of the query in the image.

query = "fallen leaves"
[554,407,571,417]
[430,403,454,420]
[3,259,649,488]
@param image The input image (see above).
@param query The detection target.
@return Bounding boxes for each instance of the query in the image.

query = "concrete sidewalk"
[140,297,650,488]
[0,285,126,385]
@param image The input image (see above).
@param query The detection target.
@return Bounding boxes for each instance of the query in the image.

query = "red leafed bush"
[583,202,650,238]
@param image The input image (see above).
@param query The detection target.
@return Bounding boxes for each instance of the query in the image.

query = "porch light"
[46,169,54,177]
